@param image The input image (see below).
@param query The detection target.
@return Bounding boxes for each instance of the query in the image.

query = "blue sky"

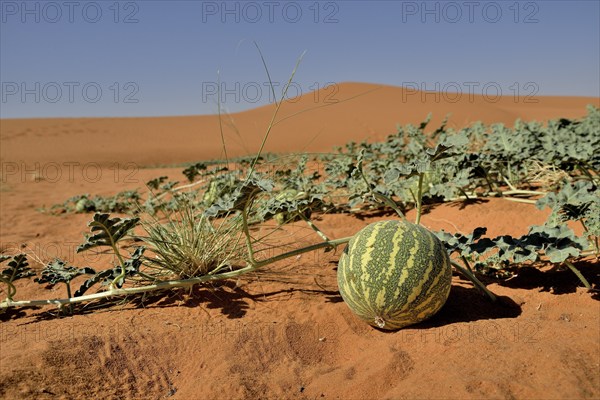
[1,0,599,118]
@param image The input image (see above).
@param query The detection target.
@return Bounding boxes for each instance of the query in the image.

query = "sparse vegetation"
[1,53,598,316]
[2,108,598,313]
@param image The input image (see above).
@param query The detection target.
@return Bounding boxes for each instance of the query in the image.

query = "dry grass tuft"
[140,205,247,280]
[525,160,570,189]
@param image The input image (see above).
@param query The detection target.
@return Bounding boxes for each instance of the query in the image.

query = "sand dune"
[1,82,598,167]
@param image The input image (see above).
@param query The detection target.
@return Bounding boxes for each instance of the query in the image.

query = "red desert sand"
[0,83,599,399]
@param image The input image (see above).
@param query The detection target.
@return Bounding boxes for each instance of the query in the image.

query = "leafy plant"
[0,254,35,302]
[74,246,147,297]
[77,213,141,289]
[536,181,599,255]
[35,259,95,313]
[46,107,600,225]
[436,224,593,289]
[48,191,142,214]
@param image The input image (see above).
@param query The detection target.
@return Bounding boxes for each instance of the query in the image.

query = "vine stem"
[371,192,405,219]
[503,175,517,191]
[563,260,592,290]
[450,260,496,302]
[461,255,474,274]
[415,173,425,225]
[445,193,479,202]
[0,277,17,301]
[357,158,405,219]
[503,189,546,196]
[254,237,351,268]
[109,237,127,290]
[455,186,471,201]
[298,212,331,242]
[503,197,537,204]
[154,179,206,201]
[482,170,496,194]
[580,219,599,257]
[0,237,352,310]
[577,162,599,186]
[65,283,74,315]
[1,264,20,301]
[241,203,256,264]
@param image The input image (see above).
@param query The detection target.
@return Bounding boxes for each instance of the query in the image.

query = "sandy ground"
[0,84,599,399]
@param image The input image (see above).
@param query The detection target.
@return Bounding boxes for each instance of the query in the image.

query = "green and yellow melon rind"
[337,220,452,330]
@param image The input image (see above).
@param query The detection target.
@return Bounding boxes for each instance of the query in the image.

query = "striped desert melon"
[337,220,452,330]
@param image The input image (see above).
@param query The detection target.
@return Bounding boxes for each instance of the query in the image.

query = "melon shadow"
[415,284,521,329]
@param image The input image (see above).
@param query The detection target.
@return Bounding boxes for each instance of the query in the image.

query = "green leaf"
[1,254,35,283]
[77,213,140,253]
[74,246,146,295]
[418,113,432,131]
[205,175,275,217]
[536,182,599,234]
[435,227,488,256]
[182,162,207,182]
[146,176,169,190]
[35,259,95,285]
[528,225,588,263]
